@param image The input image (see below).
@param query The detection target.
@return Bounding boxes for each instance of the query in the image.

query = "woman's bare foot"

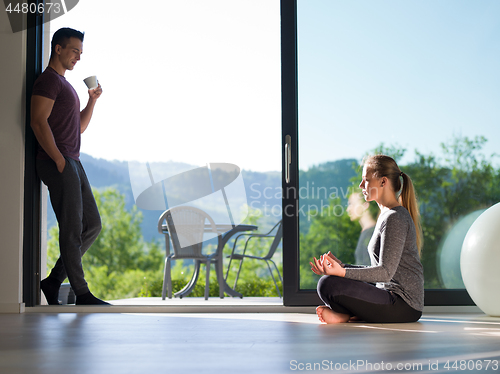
[316,306,328,323]
[316,306,350,324]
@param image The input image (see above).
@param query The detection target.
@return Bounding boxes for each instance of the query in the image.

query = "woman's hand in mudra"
[310,253,346,277]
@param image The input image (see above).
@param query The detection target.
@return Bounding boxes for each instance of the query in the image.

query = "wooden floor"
[1,311,500,374]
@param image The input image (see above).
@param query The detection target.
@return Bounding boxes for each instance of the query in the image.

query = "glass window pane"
[40,0,281,303]
[298,0,500,290]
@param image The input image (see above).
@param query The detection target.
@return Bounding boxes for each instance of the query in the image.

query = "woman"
[311,155,424,323]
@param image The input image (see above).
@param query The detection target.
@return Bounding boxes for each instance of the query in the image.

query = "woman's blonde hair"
[363,154,423,254]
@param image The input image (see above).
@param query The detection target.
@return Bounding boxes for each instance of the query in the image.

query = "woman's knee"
[317,275,328,296]
[317,275,345,298]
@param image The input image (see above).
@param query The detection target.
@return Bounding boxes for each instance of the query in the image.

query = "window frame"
[280,0,474,307]
[23,4,44,307]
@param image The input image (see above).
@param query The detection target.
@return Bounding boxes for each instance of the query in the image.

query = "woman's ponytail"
[399,172,423,254]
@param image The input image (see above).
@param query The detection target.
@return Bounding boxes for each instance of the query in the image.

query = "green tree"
[47,188,164,300]
[406,135,500,287]
[370,143,406,163]
[299,197,360,289]
[86,188,149,274]
[299,135,500,290]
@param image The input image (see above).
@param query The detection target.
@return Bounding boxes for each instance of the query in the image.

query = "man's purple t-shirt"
[32,66,81,161]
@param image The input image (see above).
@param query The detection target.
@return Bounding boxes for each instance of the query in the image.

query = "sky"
[48,0,282,172]
[298,0,500,168]
[47,0,499,172]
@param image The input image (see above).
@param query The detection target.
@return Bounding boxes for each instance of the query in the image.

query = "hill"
[45,154,358,241]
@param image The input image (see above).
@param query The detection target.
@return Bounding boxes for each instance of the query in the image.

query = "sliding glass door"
[282,0,500,306]
[28,0,282,305]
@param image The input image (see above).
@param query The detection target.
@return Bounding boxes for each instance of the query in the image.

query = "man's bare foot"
[316,306,350,324]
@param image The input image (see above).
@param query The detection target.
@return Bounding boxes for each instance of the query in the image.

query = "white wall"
[0,12,26,313]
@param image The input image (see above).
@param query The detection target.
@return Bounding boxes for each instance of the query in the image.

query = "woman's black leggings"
[317,275,422,323]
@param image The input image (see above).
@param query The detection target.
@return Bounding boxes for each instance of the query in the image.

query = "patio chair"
[158,206,222,300]
[225,220,283,297]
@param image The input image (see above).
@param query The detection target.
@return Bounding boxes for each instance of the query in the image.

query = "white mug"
[83,76,98,90]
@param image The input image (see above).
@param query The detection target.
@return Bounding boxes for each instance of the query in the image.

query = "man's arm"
[80,84,102,133]
[30,95,66,173]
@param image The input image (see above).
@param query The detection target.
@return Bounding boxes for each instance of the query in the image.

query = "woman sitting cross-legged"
[311,154,424,324]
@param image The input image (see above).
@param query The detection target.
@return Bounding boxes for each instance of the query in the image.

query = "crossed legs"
[316,275,421,324]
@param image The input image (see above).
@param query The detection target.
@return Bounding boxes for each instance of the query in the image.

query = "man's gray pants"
[37,157,101,296]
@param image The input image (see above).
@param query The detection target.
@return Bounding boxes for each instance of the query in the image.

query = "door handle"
[285,135,291,184]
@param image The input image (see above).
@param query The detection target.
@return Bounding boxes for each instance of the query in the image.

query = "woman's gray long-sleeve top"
[344,206,424,311]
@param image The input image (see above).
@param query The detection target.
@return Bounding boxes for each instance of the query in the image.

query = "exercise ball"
[460,203,500,316]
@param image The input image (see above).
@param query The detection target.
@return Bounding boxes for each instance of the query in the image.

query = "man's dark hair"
[50,27,85,57]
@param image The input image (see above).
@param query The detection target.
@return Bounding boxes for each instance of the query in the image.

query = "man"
[31,27,108,305]
[346,192,379,265]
